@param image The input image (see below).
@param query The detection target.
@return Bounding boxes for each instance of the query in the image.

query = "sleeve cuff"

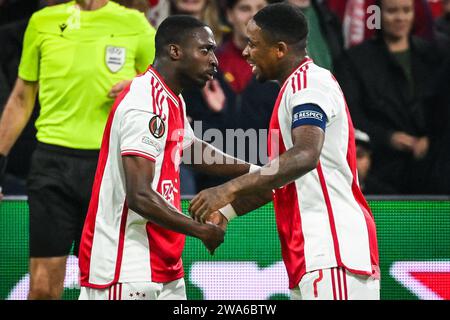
[249,164,260,173]
[121,150,156,162]
[218,204,237,222]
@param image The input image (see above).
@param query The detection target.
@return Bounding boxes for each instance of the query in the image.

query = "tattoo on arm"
[230,190,273,216]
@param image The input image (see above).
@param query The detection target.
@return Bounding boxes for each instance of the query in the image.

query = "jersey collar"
[280,56,313,91]
[147,65,181,106]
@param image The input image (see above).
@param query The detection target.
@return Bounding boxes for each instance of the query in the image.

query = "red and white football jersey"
[268,58,379,289]
[79,66,194,288]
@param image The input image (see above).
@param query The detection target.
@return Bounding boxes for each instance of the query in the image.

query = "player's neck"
[152,61,182,95]
[75,0,108,11]
[277,54,307,85]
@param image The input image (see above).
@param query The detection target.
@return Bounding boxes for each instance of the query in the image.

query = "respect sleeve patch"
[292,103,328,131]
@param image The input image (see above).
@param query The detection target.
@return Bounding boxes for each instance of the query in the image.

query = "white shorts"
[79,278,186,300]
[290,267,380,300]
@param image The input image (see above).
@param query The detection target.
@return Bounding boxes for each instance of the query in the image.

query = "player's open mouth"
[248,62,257,73]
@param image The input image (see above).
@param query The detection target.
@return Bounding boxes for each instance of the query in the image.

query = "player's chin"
[194,77,209,89]
[252,68,266,83]
[255,73,267,83]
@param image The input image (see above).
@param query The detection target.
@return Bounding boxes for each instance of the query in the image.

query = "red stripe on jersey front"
[269,66,305,290]
[303,65,309,89]
[79,84,132,288]
[291,63,311,94]
[329,72,379,277]
[112,200,129,285]
[296,72,301,92]
[155,86,164,116]
[343,99,380,278]
[150,77,157,115]
[148,67,179,106]
[317,162,343,268]
[268,57,314,289]
[146,91,185,283]
[273,182,305,290]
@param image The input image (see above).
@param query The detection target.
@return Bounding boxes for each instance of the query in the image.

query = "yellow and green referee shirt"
[18,1,156,149]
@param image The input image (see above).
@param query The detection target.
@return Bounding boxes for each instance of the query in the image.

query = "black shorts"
[27,142,99,258]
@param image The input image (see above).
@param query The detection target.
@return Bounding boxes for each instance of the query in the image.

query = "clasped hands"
[189,185,235,254]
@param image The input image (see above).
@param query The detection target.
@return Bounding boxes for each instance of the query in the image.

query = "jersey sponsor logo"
[293,110,324,122]
[59,23,67,32]
[161,180,178,203]
[149,115,166,139]
[105,46,126,73]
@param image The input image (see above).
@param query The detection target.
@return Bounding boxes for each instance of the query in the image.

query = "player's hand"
[202,79,225,112]
[204,210,228,231]
[390,132,416,152]
[199,222,225,255]
[189,185,235,223]
[412,136,429,159]
[108,80,132,98]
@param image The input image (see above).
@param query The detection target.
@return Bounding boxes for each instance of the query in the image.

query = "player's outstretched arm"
[183,137,256,178]
[189,125,324,221]
[123,155,224,254]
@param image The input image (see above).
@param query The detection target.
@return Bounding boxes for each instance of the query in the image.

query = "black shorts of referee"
[27,142,99,258]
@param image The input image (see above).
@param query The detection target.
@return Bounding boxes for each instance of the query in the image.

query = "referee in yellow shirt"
[0,0,155,299]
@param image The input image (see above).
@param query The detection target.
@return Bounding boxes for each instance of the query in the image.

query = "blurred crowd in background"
[1,0,449,196]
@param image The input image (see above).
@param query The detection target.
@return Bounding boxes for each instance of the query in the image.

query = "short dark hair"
[253,3,308,49]
[155,15,208,57]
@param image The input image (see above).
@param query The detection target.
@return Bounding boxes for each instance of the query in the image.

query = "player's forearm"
[225,146,318,198]
[128,189,208,239]
[230,190,273,216]
[185,138,252,177]
[0,79,37,155]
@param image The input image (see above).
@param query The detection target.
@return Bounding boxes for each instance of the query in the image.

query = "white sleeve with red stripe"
[180,95,195,150]
[182,113,195,150]
[120,109,165,162]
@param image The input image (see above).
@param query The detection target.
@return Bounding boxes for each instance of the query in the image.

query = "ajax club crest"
[105,46,126,73]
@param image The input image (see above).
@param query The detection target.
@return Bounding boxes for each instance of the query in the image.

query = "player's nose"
[242,45,250,59]
[210,52,218,69]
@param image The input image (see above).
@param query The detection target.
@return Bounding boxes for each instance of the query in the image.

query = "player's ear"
[275,41,288,59]
[169,44,182,61]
